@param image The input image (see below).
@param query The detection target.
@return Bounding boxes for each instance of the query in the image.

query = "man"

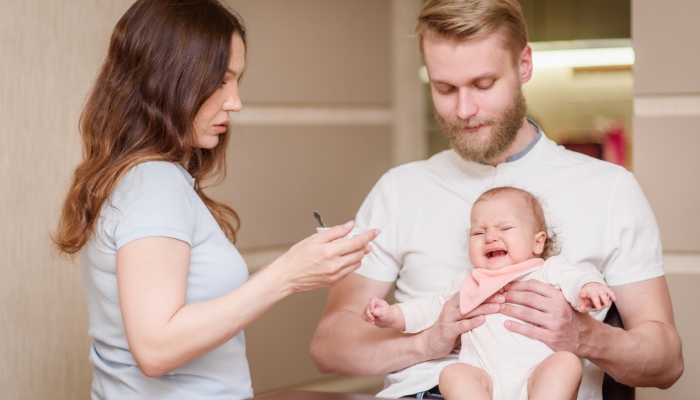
[310,0,684,399]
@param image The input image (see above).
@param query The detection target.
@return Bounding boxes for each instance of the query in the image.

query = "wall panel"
[633,117,700,252]
[211,125,392,250]
[632,0,700,397]
[633,0,700,95]
[245,289,331,394]
[228,0,391,105]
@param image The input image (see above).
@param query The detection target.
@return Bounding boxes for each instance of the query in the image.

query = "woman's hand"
[117,221,377,377]
[268,221,380,295]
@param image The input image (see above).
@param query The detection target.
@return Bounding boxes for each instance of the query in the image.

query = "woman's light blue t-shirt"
[80,161,253,399]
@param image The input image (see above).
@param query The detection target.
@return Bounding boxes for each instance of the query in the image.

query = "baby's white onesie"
[397,255,607,400]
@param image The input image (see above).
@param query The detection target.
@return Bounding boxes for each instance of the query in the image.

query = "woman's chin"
[195,136,220,149]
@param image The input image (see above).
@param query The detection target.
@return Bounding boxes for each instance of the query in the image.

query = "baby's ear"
[533,231,546,255]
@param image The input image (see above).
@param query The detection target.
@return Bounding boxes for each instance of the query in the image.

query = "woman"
[52,0,378,398]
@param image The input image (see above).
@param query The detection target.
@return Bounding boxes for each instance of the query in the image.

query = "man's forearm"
[502,277,683,389]
[311,309,430,376]
[580,317,683,388]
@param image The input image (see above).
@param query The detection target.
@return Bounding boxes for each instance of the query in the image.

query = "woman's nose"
[224,90,242,113]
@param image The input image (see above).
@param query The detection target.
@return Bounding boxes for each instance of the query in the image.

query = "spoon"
[313,210,326,228]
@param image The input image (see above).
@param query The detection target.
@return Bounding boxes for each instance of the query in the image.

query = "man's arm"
[500,276,683,388]
[310,273,500,375]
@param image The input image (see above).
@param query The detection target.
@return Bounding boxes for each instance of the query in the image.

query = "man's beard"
[436,86,527,163]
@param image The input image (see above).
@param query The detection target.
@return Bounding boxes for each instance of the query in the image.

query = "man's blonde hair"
[416,0,528,65]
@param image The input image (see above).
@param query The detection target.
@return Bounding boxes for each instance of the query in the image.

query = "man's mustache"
[443,117,495,130]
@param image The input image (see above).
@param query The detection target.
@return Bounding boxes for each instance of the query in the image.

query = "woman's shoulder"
[100,161,198,247]
[129,161,191,181]
[110,161,195,208]
[121,161,194,190]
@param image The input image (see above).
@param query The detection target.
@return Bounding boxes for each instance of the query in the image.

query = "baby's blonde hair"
[474,186,560,259]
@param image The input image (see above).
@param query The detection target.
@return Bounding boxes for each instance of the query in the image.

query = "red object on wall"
[602,122,627,166]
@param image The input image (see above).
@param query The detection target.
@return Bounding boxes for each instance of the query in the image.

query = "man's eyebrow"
[473,73,498,81]
[431,79,452,85]
[431,73,498,85]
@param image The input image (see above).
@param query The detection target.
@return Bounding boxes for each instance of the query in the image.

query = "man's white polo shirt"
[354,132,664,400]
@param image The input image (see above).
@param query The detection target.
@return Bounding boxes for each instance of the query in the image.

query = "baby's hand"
[579,283,617,312]
[362,297,395,326]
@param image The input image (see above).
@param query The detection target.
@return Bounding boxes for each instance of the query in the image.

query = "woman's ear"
[533,231,546,255]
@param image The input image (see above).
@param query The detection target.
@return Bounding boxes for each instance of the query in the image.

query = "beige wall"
[1,0,424,398]
[632,0,700,398]
[1,1,133,399]
[632,0,700,253]
[220,0,424,394]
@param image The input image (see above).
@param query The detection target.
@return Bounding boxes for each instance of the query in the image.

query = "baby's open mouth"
[485,250,507,259]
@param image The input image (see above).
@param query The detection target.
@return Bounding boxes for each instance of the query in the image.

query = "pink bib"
[459,258,545,315]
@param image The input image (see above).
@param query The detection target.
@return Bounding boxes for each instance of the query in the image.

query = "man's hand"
[312,274,505,376]
[500,277,683,388]
[420,291,505,360]
[579,282,617,312]
[499,279,593,354]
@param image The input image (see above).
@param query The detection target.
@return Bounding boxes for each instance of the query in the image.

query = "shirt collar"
[175,163,196,188]
[505,119,542,163]
[475,119,542,165]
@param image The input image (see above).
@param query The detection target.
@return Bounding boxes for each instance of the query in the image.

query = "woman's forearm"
[131,265,290,377]
[122,225,377,377]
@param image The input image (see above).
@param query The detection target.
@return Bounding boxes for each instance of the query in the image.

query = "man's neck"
[483,118,538,166]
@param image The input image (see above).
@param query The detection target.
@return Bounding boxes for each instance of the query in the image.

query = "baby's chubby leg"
[527,351,583,400]
[439,363,493,400]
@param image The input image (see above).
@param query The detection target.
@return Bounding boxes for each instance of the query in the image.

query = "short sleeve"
[104,162,196,249]
[353,171,401,282]
[603,171,664,286]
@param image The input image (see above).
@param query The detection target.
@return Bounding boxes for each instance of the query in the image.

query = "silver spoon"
[313,210,326,228]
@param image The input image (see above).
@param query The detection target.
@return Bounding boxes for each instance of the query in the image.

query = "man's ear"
[533,231,546,255]
[520,44,533,84]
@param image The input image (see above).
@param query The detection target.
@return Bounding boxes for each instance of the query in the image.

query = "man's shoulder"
[536,137,631,182]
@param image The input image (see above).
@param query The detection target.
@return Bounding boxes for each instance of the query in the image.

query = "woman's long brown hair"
[53,0,245,255]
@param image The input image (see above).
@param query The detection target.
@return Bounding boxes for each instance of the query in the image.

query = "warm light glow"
[530,39,634,69]
[419,65,429,83]
[532,47,634,69]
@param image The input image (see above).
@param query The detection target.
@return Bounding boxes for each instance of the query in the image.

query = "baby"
[363,187,616,400]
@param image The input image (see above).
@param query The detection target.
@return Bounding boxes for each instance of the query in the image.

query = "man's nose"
[456,89,478,120]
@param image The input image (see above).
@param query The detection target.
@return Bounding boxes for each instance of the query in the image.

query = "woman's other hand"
[268,221,380,295]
